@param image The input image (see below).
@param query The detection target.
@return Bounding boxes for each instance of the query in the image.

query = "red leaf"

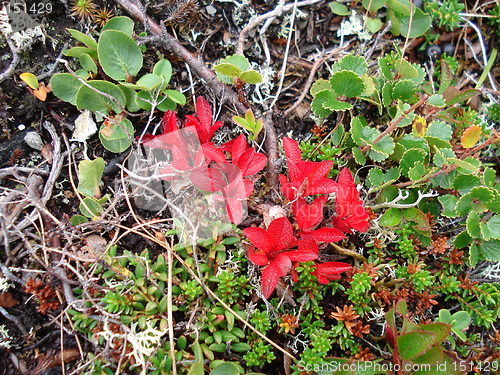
[161,110,179,133]
[294,196,328,231]
[243,227,273,253]
[267,217,294,251]
[283,137,303,164]
[247,246,269,266]
[312,262,351,284]
[309,227,345,243]
[237,148,267,176]
[283,250,318,262]
[305,178,337,195]
[201,143,226,163]
[261,260,284,299]
[225,197,244,224]
[231,134,248,164]
[195,96,213,131]
[189,166,227,192]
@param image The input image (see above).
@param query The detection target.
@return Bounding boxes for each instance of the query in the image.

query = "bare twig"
[0,35,21,83]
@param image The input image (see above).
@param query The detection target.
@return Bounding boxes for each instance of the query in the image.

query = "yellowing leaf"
[20,72,39,89]
[461,125,482,148]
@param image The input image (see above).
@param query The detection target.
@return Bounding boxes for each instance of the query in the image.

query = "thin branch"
[0,35,21,83]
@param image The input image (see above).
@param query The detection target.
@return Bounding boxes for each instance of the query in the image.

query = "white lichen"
[0,325,12,349]
[337,10,372,42]
[0,277,12,292]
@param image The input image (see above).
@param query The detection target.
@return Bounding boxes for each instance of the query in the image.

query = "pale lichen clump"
[337,10,372,41]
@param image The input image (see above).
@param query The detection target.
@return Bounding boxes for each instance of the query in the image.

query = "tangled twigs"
[113,0,281,187]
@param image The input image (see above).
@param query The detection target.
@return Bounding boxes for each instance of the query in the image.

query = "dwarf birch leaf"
[454,231,472,248]
[352,147,366,165]
[329,70,365,97]
[438,194,458,218]
[487,215,500,239]
[408,161,426,181]
[400,148,427,177]
[483,167,496,187]
[428,94,446,107]
[461,125,482,148]
[323,99,353,111]
[310,79,331,97]
[452,174,481,195]
[478,240,500,262]
[426,120,452,141]
[214,63,243,78]
[392,79,416,101]
[466,211,481,238]
[311,90,336,117]
[332,54,368,75]
[240,70,263,84]
[98,30,143,81]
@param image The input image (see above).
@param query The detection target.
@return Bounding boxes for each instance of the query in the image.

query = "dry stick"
[0,35,20,83]
[114,0,281,187]
[360,94,428,153]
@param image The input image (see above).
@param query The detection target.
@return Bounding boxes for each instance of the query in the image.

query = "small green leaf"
[392,79,417,101]
[19,72,39,89]
[214,63,243,78]
[438,194,458,218]
[366,18,382,33]
[386,0,412,16]
[426,120,452,141]
[310,79,331,97]
[399,8,431,38]
[79,197,105,218]
[483,167,496,187]
[101,16,135,36]
[76,80,126,115]
[240,70,263,84]
[427,94,446,107]
[400,148,427,178]
[329,2,350,15]
[210,363,241,375]
[443,87,481,106]
[99,117,134,153]
[408,161,427,181]
[79,53,97,74]
[70,215,88,225]
[367,167,400,192]
[452,174,481,195]
[446,158,479,174]
[67,28,98,49]
[78,158,105,198]
[311,90,336,117]
[396,58,419,79]
[487,215,500,239]
[329,70,366,97]
[332,54,368,76]
[323,99,353,111]
[362,0,385,12]
[454,230,473,249]
[352,147,366,165]
[380,208,403,227]
[164,90,186,105]
[466,211,481,238]
[97,30,143,81]
[50,73,83,106]
[153,59,172,83]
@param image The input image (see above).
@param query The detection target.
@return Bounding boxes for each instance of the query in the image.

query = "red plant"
[244,217,318,299]
[312,262,352,284]
[279,137,337,200]
[185,96,224,145]
[332,168,370,233]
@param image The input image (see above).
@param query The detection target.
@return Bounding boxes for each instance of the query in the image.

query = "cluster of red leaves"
[244,137,370,299]
[141,97,267,224]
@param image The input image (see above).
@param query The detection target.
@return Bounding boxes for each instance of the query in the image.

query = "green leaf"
[210,363,241,375]
[438,194,458,218]
[323,99,353,111]
[466,211,481,238]
[329,2,349,15]
[229,342,251,352]
[76,80,127,115]
[483,167,496,187]
[220,55,250,71]
[97,30,143,81]
[386,0,412,16]
[79,197,105,218]
[397,331,436,360]
[50,73,83,105]
[469,242,479,267]
[427,94,446,107]
[351,116,395,162]
[165,90,186,105]
[404,207,431,233]
[412,345,444,366]
[157,96,177,111]
[447,158,479,174]
[122,73,164,91]
[119,85,141,112]
[214,63,243,78]
[379,208,403,227]
[310,79,331,97]
[408,161,427,181]
[153,59,173,83]
[79,53,97,74]
[399,8,431,38]
[67,28,98,49]
[188,341,205,375]
[240,70,263,84]
[332,54,368,76]
[19,72,39,89]
[478,240,500,262]
[442,87,481,106]
[77,158,105,198]
[366,167,400,191]
[487,215,500,239]
[366,18,382,33]
[426,120,452,141]
[396,58,418,79]
[454,231,473,249]
[352,147,366,165]
[452,174,481,195]
[101,16,135,36]
[329,70,366,97]
[64,46,98,60]
[400,148,427,178]
[362,0,385,12]
[311,90,336,117]
[70,215,88,225]
[99,117,134,153]
[418,323,452,344]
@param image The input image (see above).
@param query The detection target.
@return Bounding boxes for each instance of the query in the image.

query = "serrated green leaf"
[487,215,500,239]
[452,174,481,195]
[329,70,366,97]
[323,99,353,111]
[329,1,350,15]
[381,81,393,107]
[408,161,427,181]
[400,148,427,178]
[466,211,481,238]
[361,74,376,95]
[426,120,452,141]
[483,167,496,187]
[454,231,472,248]
[480,222,492,241]
[310,79,331,97]
[240,70,263,84]
[428,94,446,107]
[352,147,366,165]
[380,208,403,226]
[311,90,336,117]
[214,63,242,78]
[332,54,368,75]
[438,195,458,218]
[367,167,400,190]
[470,187,495,203]
[478,240,500,262]
[369,136,395,161]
